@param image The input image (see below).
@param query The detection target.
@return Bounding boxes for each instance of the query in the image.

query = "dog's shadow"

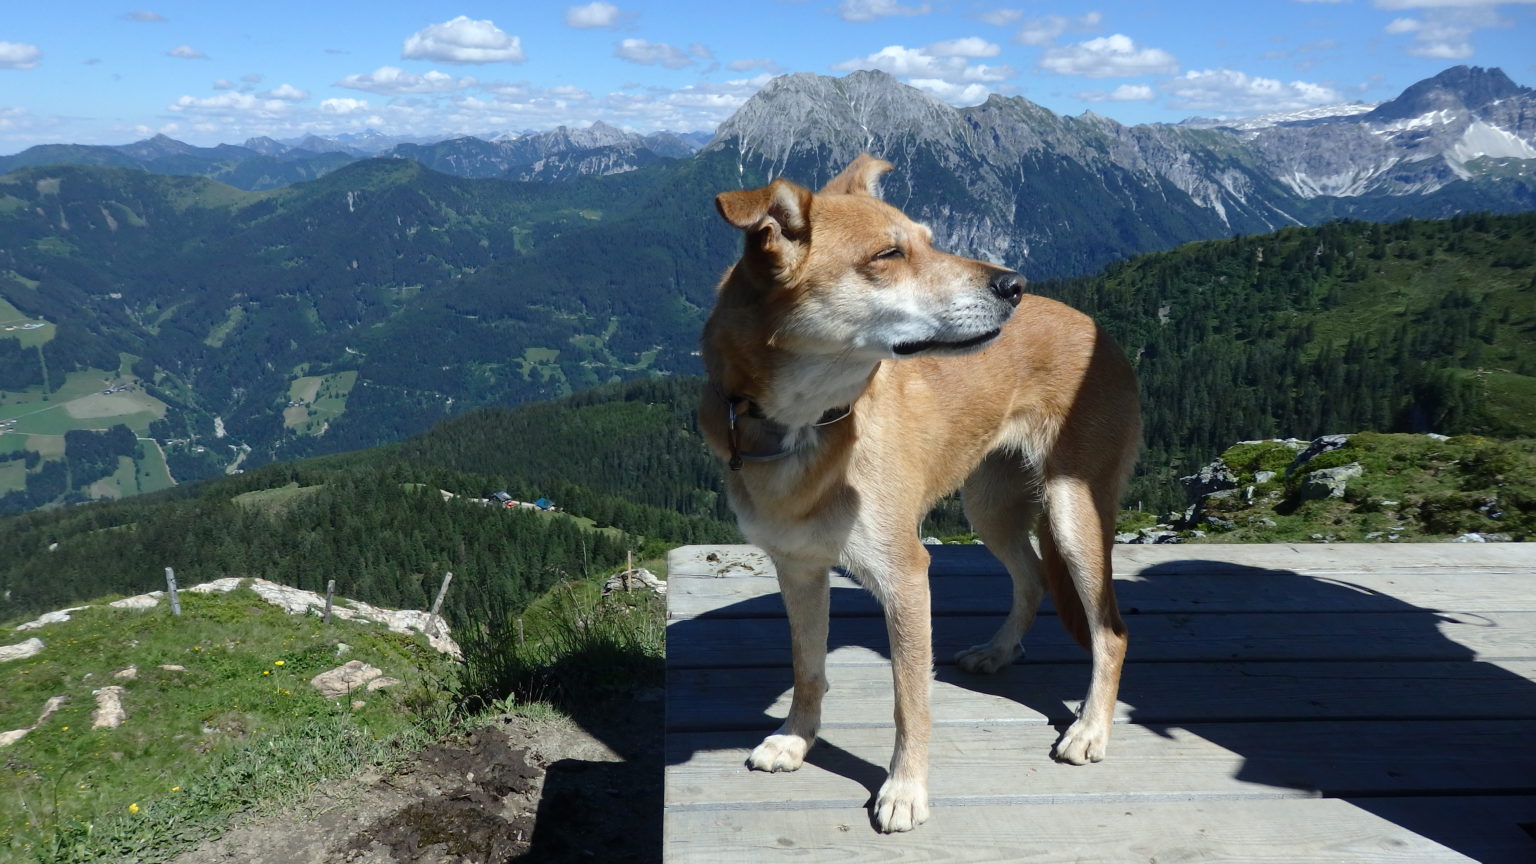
[665,555,1536,861]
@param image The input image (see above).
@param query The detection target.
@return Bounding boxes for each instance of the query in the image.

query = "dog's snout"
[989,271,1024,307]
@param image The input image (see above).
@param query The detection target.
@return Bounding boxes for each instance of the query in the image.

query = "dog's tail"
[1038,522,1092,653]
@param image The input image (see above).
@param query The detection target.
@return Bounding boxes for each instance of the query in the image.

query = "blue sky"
[1,0,1533,152]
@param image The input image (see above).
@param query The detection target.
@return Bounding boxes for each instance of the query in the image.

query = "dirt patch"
[171,690,662,864]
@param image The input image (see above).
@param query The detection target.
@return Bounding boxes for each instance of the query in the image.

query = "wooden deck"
[664,543,1536,863]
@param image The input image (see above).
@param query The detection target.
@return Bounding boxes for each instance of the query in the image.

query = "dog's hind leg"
[747,558,831,773]
[1041,476,1127,765]
[955,452,1044,674]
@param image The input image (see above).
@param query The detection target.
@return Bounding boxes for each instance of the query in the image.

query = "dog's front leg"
[748,559,830,773]
[873,562,933,833]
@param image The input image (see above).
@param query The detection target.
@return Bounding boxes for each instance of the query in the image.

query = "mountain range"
[0,123,712,191]
[1,64,1533,513]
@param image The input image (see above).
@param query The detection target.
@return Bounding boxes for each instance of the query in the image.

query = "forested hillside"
[1038,212,1536,510]
[0,377,736,623]
[4,213,1534,620]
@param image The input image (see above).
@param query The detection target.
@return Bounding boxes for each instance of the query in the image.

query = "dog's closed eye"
[873,247,904,261]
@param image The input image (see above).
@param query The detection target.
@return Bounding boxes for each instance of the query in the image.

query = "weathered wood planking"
[665,798,1481,863]
[668,610,1536,667]
[666,719,1536,808]
[665,544,1536,863]
[667,544,1536,619]
[668,659,1536,731]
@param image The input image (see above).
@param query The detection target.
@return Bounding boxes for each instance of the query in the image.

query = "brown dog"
[698,154,1139,832]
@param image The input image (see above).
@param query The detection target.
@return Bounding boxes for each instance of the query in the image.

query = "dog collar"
[715,387,851,471]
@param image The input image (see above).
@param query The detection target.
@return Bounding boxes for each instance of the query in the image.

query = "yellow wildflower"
[274,660,285,666]
[128,803,139,814]
[171,786,180,792]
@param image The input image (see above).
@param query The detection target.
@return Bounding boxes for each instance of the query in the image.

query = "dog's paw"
[1052,717,1111,765]
[954,640,1023,674]
[746,733,812,773]
[872,776,930,833]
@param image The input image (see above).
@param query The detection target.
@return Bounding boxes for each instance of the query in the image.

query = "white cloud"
[548,85,591,100]
[213,78,236,90]
[0,42,42,70]
[167,45,207,60]
[242,73,263,83]
[1381,5,1509,58]
[926,37,1000,58]
[980,8,1025,26]
[566,2,624,29]
[260,83,309,102]
[402,17,524,64]
[1077,84,1155,102]
[728,57,783,73]
[168,92,293,117]
[834,44,1013,105]
[615,38,694,68]
[126,10,167,22]
[834,44,1013,82]
[337,66,477,95]
[320,98,371,115]
[906,79,992,104]
[838,0,932,23]
[1162,69,1342,114]
[1039,34,1178,78]
[1014,12,1102,46]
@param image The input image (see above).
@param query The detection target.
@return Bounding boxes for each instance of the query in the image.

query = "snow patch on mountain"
[1451,120,1536,162]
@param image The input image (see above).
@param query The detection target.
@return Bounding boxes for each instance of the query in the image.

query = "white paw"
[747,733,812,773]
[872,776,930,833]
[954,640,1023,674]
[1052,717,1110,765]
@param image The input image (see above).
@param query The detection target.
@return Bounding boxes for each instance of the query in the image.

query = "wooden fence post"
[165,567,181,616]
[426,571,453,636]
[323,579,335,625]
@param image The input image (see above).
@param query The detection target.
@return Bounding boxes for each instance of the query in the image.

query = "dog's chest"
[727,463,902,578]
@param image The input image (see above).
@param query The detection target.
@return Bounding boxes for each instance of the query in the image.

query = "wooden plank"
[667,610,1536,668]
[1343,795,1536,864]
[666,660,1536,732]
[666,547,1536,620]
[666,720,1536,808]
[667,543,1536,583]
[664,797,1478,862]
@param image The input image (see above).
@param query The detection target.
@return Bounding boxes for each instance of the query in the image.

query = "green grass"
[1193,433,1536,542]
[0,585,463,863]
[456,567,666,709]
[0,460,25,496]
[203,306,245,349]
[0,299,52,349]
[282,371,358,436]
[131,442,174,495]
[0,371,168,437]
[230,483,324,516]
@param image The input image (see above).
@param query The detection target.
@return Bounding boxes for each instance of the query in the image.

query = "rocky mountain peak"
[114,134,200,160]
[1365,65,1528,122]
[705,69,964,169]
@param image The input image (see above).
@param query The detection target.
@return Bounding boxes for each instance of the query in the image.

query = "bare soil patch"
[172,691,663,864]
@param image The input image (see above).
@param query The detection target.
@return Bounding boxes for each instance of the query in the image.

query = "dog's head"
[715,154,1022,361]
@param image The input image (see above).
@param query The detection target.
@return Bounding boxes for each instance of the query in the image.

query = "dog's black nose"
[989,271,1024,307]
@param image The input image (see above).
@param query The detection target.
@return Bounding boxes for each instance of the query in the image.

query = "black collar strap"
[716,387,851,471]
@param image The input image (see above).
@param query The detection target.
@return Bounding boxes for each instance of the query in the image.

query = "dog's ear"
[820,153,893,198]
[715,179,812,252]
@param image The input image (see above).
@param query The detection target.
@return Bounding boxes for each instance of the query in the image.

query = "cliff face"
[704,66,1536,276]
